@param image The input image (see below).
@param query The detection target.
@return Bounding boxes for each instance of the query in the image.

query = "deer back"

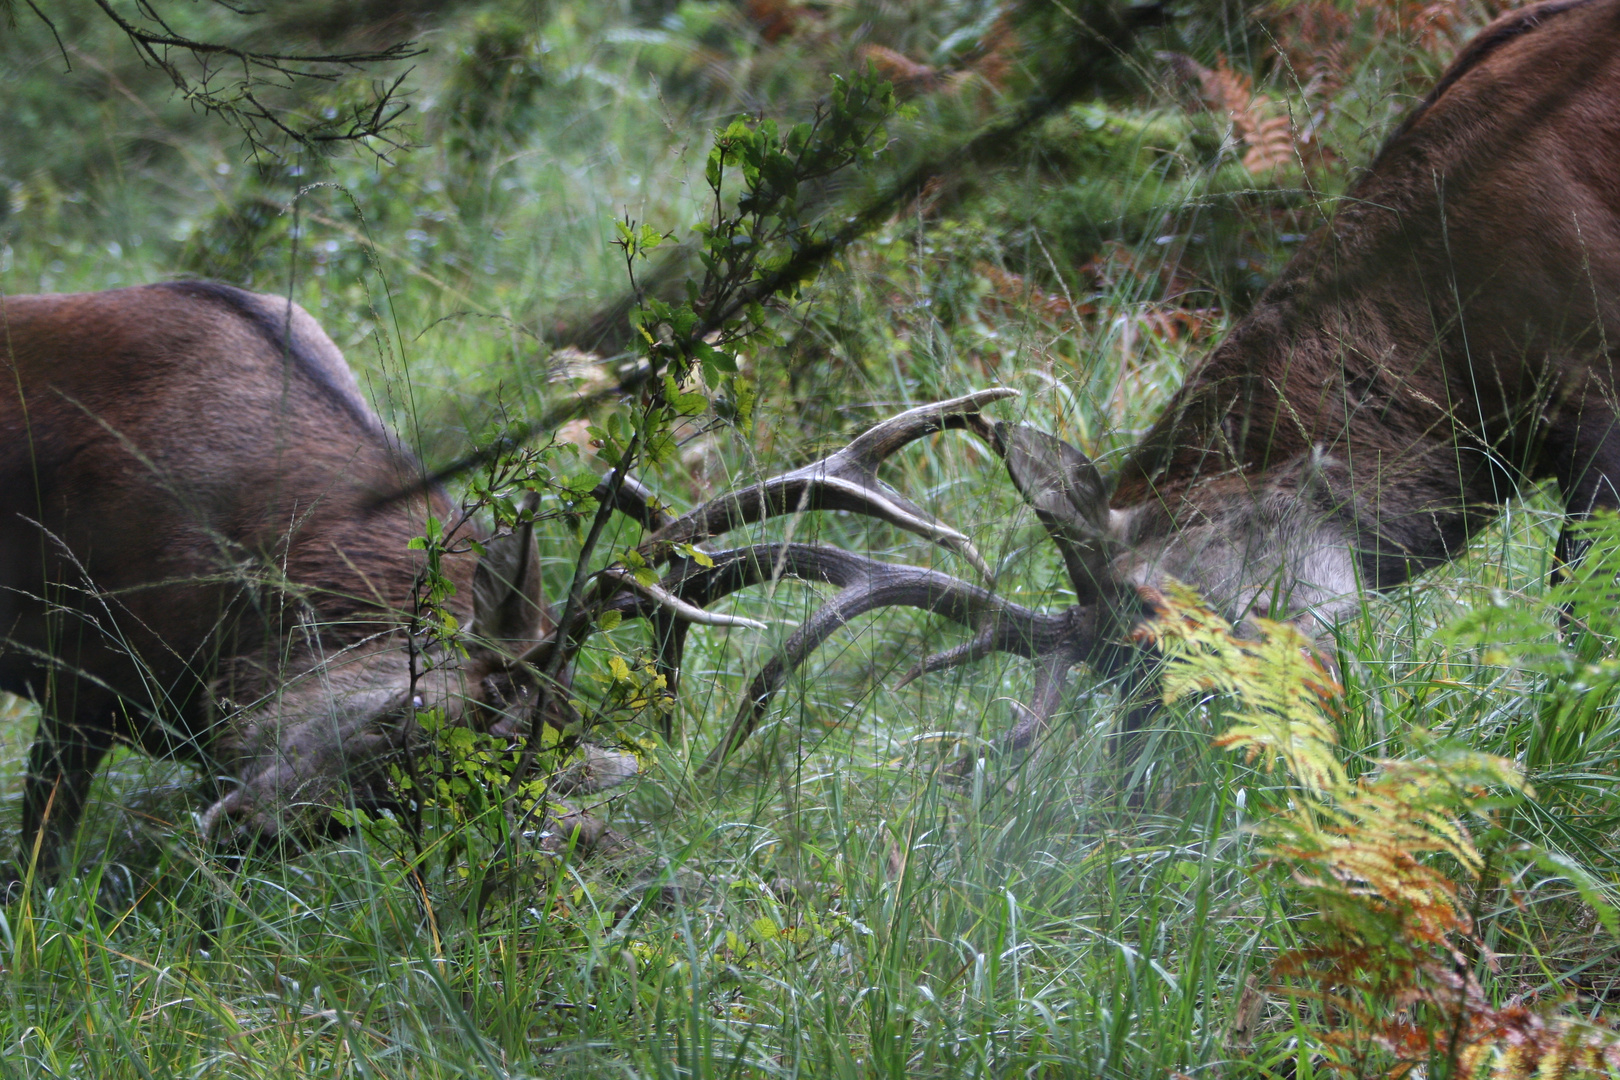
[1107,0,1620,627]
[0,283,468,731]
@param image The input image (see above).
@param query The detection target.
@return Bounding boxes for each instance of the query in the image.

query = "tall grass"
[2,1,1615,1076]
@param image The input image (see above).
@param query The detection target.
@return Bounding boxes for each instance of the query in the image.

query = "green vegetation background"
[0,1,1612,1077]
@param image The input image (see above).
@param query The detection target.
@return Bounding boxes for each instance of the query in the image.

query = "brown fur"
[1106,0,1620,627]
[0,282,542,880]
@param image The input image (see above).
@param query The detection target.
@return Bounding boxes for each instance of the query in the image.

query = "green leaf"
[675,544,714,568]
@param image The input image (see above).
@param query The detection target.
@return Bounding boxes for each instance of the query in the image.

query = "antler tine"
[637,388,1019,580]
[894,627,998,689]
[512,542,937,688]
[596,568,767,631]
[1004,642,1086,754]
[896,602,1094,768]
[893,586,1091,688]
[946,642,1088,776]
[679,544,1071,772]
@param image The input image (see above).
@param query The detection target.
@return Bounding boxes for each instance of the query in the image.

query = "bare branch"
[25,0,427,156]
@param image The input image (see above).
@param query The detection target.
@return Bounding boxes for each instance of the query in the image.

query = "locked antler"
[635,389,1018,579]
[521,388,1137,773]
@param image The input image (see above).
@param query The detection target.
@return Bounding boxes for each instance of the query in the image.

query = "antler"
[517,390,1134,777]
[635,388,1018,580]
[559,544,1072,767]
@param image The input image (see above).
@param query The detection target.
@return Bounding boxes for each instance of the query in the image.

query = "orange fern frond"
[857,44,942,95]
[1159,52,1301,176]
[1243,112,1297,173]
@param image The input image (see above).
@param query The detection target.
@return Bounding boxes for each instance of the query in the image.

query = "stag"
[0,282,1020,885]
[624,0,1620,768]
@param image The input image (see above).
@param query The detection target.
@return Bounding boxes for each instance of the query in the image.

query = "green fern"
[1136,579,1344,794]
[1141,579,1620,1078]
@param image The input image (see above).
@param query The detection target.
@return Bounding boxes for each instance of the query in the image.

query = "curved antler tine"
[508,556,755,679]
[639,388,1019,579]
[895,624,1000,689]
[637,545,884,711]
[650,543,1064,645]
[594,474,673,532]
[1002,643,1085,754]
[701,586,872,772]
[947,640,1087,776]
[596,568,768,631]
[521,560,770,692]
[519,541,1072,767]
[835,388,1021,473]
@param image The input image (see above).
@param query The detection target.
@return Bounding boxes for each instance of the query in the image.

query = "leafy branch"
[370,68,910,916]
[519,68,901,772]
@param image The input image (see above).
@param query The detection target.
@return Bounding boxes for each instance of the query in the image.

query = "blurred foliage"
[3,0,431,157]
[0,0,1508,391]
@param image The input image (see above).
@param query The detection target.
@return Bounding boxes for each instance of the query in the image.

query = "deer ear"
[998,423,1110,531]
[473,507,548,656]
[996,422,1115,599]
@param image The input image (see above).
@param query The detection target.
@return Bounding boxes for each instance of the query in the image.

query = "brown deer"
[0,282,538,883]
[0,280,1013,885]
[658,0,1620,768]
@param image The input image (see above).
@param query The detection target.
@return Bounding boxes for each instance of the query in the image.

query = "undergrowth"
[1148,571,1620,1077]
[2,1,1618,1078]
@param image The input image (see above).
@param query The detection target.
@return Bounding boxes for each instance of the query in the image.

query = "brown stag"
[667,0,1620,768]
[0,281,1011,885]
[0,282,545,884]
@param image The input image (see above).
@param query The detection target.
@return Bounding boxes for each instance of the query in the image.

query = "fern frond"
[1136,580,1620,1078]
[1157,53,1301,176]
[1137,580,1344,793]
